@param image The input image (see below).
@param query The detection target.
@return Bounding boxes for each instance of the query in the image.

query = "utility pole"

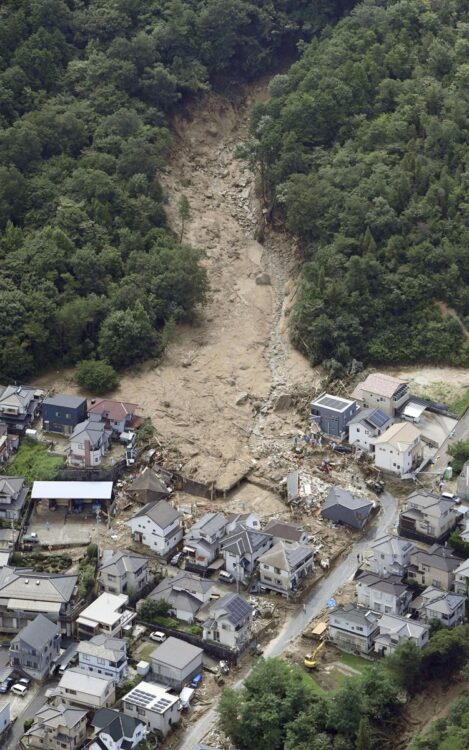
[95,507,100,560]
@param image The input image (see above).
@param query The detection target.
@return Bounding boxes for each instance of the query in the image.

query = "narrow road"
[178,491,399,748]
[4,677,59,750]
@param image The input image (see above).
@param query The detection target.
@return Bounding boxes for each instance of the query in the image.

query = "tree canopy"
[0,0,352,380]
[248,0,469,372]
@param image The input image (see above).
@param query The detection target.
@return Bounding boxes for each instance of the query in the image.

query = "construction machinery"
[304,639,325,669]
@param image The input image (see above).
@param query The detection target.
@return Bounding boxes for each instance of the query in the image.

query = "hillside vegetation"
[0,0,352,381]
[250,0,469,374]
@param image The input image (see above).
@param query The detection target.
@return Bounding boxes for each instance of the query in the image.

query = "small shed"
[321,487,374,530]
[127,468,171,505]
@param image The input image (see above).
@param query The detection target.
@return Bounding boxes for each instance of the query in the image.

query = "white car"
[149,631,166,643]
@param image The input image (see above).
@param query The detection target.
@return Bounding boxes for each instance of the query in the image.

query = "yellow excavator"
[304,640,325,669]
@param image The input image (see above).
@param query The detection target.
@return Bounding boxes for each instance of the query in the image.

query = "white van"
[11,683,28,697]
[441,491,461,504]
[218,570,235,584]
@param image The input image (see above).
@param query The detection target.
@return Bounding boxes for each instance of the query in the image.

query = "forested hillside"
[0,0,352,380]
[250,0,469,373]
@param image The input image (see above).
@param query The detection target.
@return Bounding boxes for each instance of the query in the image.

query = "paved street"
[426,407,469,480]
[177,492,399,748]
[4,676,59,750]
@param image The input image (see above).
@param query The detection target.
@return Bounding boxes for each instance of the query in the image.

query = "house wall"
[0,704,10,735]
[421,603,464,627]
[408,564,454,591]
[349,422,380,451]
[260,556,314,597]
[374,441,419,477]
[454,574,469,596]
[329,613,377,655]
[203,617,251,651]
[224,539,272,582]
[129,516,183,555]
[78,652,127,683]
[310,402,357,437]
[60,681,115,709]
[123,700,180,736]
[100,564,148,595]
[10,633,61,680]
[356,586,407,616]
[360,388,408,417]
[42,403,86,435]
[151,652,202,689]
[0,606,74,638]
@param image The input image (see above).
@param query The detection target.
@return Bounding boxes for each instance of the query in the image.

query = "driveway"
[177,491,399,748]
[4,676,59,750]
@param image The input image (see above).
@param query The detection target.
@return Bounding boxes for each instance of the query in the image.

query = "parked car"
[190,673,203,688]
[218,570,234,584]
[170,552,183,566]
[17,677,31,688]
[149,631,166,643]
[0,677,14,693]
[331,443,353,454]
[11,683,28,697]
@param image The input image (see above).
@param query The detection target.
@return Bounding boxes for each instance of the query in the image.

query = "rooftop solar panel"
[368,409,389,428]
[317,395,349,411]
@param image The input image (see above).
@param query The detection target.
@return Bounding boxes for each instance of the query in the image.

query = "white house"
[367,534,416,577]
[373,421,422,477]
[89,708,146,750]
[99,549,150,595]
[221,525,272,583]
[184,512,227,568]
[264,520,309,546]
[57,667,115,709]
[373,613,429,655]
[226,512,261,533]
[348,408,392,451]
[355,573,411,616]
[122,680,180,737]
[352,373,409,417]
[127,500,183,556]
[203,593,253,651]
[145,572,213,623]
[400,491,460,542]
[76,593,136,639]
[68,415,111,468]
[77,634,127,683]
[258,541,314,598]
[329,604,379,655]
[454,558,469,596]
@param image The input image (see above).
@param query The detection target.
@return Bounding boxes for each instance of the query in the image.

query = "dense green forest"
[0,0,352,381]
[219,626,469,750]
[250,0,469,373]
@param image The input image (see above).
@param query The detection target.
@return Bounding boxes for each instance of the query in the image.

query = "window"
[66,688,77,695]
[97,657,105,665]
[137,707,145,716]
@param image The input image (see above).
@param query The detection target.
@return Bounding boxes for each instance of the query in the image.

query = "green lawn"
[138,643,155,661]
[448,390,469,417]
[339,652,370,673]
[6,439,64,483]
[302,672,326,694]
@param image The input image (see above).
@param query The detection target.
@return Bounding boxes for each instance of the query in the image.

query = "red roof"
[88,399,138,422]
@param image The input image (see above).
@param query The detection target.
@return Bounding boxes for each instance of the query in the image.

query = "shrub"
[75,360,119,395]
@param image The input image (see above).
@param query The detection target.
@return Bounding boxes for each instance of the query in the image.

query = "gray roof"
[71,417,107,447]
[92,707,142,740]
[0,566,77,603]
[0,476,25,498]
[264,520,305,543]
[12,613,59,649]
[131,499,180,529]
[151,636,202,669]
[190,512,226,536]
[77,634,126,661]
[0,385,39,409]
[148,573,211,616]
[418,586,466,615]
[43,394,86,409]
[259,541,313,572]
[411,545,460,573]
[405,490,456,517]
[28,702,87,731]
[127,468,170,497]
[375,613,429,640]
[321,488,373,530]
[348,407,391,430]
[356,572,408,597]
[221,525,272,556]
[99,549,148,577]
[370,534,415,557]
[331,603,379,628]
[210,593,252,625]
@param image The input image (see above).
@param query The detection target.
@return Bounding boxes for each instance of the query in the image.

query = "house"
[88,708,146,750]
[41,395,87,435]
[221,525,272,583]
[373,421,422,477]
[203,593,253,651]
[122,680,180,737]
[77,634,127,684]
[355,573,412,616]
[57,667,115,709]
[321,487,374,530]
[127,468,172,505]
[9,614,61,680]
[0,476,28,520]
[31,481,113,512]
[0,423,19,466]
[76,592,136,639]
[150,636,203,689]
[399,490,460,542]
[411,586,466,628]
[127,500,183,557]
[454,558,469,596]
[348,408,392,451]
[0,703,9,738]
[184,512,227,569]
[145,572,212,623]
[457,460,469,502]
[226,512,261,532]
[21,703,87,750]
[0,385,45,433]
[258,541,314,598]
[407,545,461,590]
[99,550,149,595]
[68,415,111,468]
[367,534,416,577]
[0,567,78,636]
[310,392,358,437]
[329,604,379,655]
[0,528,17,551]
[351,373,409,417]
[264,520,309,546]
[373,614,429,656]
[88,399,138,436]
